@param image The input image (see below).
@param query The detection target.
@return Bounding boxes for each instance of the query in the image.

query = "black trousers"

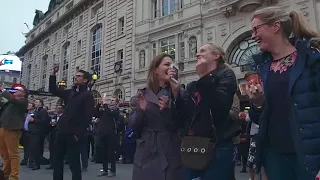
[238,141,250,170]
[20,131,30,160]
[87,134,94,158]
[29,132,45,166]
[99,134,116,173]
[49,129,58,166]
[53,132,82,180]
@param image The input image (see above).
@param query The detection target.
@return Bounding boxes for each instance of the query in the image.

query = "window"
[13,77,17,84]
[188,36,197,58]
[162,0,175,16]
[0,76,5,82]
[41,55,48,89]
[63,24,72,36]
[66,1,74,11]
[53,54,56,63]
[118,17,125,35]
[57,12,60,18]
[92,3,103,18]
[45,19,52,28]
[160,36,175,59]
[139,50,146,69]
[152,43,157,57]
[91,26,102,75]
[26,64,31,88]
[62,42,70,82]
[79,15,83,27]
[117,49,124,61]
[43,39,50,49]
[153,0,158,18]
[180,0,184,9]
[179,34,185,60]
[114,89,124,101]
[54,33,58,42]
[77,40,82,55]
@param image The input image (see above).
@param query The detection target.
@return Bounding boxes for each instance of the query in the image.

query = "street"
[18,151,252,180]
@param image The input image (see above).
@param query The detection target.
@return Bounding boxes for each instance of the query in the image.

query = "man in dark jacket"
[49,68,94,180]
[28,99,50,170]
[95,96,121,177]
[0,85,28,180]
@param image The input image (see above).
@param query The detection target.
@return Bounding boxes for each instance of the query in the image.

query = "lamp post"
[89,70,98,91]
[58,80,66,89]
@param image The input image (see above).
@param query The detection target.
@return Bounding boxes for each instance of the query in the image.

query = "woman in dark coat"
[129,54,183,180]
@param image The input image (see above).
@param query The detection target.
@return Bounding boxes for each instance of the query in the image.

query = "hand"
[136,92,147,111]
[28,117,34,122]
[245,82,264,107]
[196,56,209,78]
[51,65,59,75]
[158,96,169,111]
[167,68,179,98]
[50,121,56,126]
[238,112,247,120]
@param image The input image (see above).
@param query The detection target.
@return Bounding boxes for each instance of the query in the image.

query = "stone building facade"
[132,0,320,93]
[17,0,134,108]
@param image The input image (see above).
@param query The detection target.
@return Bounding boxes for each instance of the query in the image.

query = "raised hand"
[136,92,147,111]
[167,68,179,98]
[245,82,264,107]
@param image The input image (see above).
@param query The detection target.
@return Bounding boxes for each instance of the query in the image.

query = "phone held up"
[170,63,179,84]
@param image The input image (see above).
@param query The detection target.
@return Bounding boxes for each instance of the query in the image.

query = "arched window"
[62,42,70,83]
[41,55,48,89]
[91,25,102,75]
[91,90,101,106]
[228,36,260,71]
[114,88,124,102]
[139,50,146,69]
[188,36,197,58]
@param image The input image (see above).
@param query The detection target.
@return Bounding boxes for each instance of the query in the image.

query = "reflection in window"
[188,36,197,58]
[160,36,175,60]
[91,26,102,75]
[139,50,146,69]
[62,42,70,83]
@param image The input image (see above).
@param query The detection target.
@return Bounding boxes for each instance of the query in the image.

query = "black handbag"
[180,109,217,170]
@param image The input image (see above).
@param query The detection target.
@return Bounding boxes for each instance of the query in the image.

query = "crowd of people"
[0,6,319,180]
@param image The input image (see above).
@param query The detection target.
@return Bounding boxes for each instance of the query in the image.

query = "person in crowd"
[28,99,50,170]
[238,110,251,173]
[87,122,95,161]
[47,104,64,170]
[20,103,35,166]
[95,95,121,177]
[245,6,320,180]
[80,124,91,172]
[49,67,95,180]
[0,84,28,180]
[174,44,237,179]
[129,54,183,180]
[120,108,136,164]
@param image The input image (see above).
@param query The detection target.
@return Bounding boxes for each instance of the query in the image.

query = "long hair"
[252,6,319,39]
[147,54,173,93]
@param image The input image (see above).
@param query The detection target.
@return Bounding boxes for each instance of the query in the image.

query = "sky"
[0,0,50,54]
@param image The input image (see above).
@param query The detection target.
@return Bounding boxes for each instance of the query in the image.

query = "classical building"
[17,0,133,108]
[132,0,320,97]
[0,70,20,88]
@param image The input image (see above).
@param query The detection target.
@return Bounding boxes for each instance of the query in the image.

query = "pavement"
[18,151,252,180]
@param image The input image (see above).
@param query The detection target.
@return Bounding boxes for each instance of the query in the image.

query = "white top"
[245,114,259,135]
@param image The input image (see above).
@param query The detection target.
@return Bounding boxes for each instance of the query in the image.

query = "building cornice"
[16,0,91,57]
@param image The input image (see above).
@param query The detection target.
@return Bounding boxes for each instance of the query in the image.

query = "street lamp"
[58,80,66,88]
[89,70,98,91]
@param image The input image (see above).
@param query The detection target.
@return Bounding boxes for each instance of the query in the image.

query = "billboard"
[0,55,22,71]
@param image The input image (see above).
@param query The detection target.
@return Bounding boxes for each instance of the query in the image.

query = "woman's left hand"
[159,96,169,111]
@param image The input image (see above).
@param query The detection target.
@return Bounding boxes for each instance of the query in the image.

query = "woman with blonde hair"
[245,6,320,180]
[129,54,183,180]
[173,43,237,179]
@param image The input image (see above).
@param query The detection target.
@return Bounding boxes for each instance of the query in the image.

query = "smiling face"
[195,44,222,66]
[251,17,282,52]
[156,56,173,82]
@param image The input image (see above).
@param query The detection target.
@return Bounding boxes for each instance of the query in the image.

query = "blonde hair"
[206,43,226,64]
[147,54,172,93]
[252,6,319,39]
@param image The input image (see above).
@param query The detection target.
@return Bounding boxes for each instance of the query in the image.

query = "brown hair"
[147,54,173,93]
[252,6,319,39]
[206,43,226,65]
[110,95,119,103]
